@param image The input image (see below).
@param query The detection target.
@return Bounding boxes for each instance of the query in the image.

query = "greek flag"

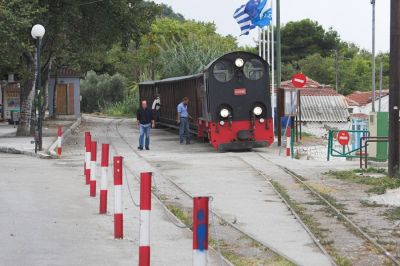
[234,0,273,35]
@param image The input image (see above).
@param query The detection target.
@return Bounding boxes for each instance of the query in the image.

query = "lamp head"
[31,24,45,39]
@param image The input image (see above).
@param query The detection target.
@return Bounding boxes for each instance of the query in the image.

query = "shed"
[299,88,350,137]
[48,68,81,118]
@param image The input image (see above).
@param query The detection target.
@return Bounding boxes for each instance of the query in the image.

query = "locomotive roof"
[138,51,265,86]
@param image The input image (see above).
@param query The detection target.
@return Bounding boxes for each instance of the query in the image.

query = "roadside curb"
[0,146,51,159]
[48,117,82,158]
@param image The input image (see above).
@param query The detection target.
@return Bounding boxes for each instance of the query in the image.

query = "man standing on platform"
[177,97,192,145]
[137,100,155,150]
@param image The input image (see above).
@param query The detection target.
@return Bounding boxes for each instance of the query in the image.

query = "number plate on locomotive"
[234,88,247,96]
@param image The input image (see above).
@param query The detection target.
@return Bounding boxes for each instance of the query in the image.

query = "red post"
[57,126,62,157]
[99,144,109,214]
[286,127,291,157]
[90,141,97,197]
[139,172,152,266]
[114,156,123,239]
[193,197,209,266]
[84,133,91,185]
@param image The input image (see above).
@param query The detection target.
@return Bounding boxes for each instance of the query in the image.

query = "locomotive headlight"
[220,108,230,118]
[253,106,263,116]
[235,58,244,68]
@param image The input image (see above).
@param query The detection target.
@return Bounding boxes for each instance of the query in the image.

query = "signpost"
[291,73,307,88]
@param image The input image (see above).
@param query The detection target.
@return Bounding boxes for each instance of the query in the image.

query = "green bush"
[81,71,128,113]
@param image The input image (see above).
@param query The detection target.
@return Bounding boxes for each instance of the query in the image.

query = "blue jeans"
[179,117,190,143]
[139,123,151,148]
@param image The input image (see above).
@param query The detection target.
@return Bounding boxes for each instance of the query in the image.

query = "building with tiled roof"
[279,76,351,137]
[346,90,389,107]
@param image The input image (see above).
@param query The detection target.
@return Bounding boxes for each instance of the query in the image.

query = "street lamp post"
[31,24,45,152]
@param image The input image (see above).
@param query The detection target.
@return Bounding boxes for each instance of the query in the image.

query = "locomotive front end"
[199,52,274,151]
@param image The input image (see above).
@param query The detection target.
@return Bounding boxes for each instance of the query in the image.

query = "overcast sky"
[152,0,390,53]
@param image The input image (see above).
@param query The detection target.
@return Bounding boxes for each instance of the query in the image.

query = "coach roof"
[139,73,203,86]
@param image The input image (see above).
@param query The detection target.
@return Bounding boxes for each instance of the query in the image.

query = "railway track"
[252,152,400,266]
[87,115,400,265]
[107,118,301,266]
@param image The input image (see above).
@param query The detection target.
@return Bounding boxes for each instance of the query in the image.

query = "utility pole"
[388,0,400,177]
[379,60,383,112]
[276,0,281,88]
[335,49,339,92]
[371,0,376,112]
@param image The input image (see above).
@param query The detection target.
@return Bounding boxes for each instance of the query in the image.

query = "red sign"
[337,130,350,146]
[291,73,307,88]
[234,88,247,96]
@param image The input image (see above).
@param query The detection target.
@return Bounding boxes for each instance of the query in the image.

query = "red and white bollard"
[90,141,97,197]
[84,132,91,185]
[99,144,109,214]
[193,197,209,266]
[57,126,62,157]
[139,172,152,266]
[286,127,291,157]
[114,156,123,239]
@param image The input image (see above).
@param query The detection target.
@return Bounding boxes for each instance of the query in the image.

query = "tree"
[281,19,340,63]
[0,0,160,135]
[136,18,238,80]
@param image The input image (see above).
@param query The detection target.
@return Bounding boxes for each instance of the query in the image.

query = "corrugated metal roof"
[301,95,350,122]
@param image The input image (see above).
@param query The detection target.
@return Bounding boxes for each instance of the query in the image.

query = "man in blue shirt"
[177,97,192,144]
[137,100,155,150]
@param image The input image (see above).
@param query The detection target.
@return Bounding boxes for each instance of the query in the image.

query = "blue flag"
[234,0,272,35]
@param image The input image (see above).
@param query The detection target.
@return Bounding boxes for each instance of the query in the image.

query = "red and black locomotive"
[139,51,274,151]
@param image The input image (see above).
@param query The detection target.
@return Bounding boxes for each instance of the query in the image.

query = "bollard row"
[82,132,211,266]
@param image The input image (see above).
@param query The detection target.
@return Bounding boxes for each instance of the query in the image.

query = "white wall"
[301,122,351,138]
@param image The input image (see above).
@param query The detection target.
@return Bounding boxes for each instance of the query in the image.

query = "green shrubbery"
[81,71,138,116]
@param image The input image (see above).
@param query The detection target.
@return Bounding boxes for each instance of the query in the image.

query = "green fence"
[327,130,369,161]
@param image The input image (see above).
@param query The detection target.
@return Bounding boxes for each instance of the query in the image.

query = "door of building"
[56,84,68,115]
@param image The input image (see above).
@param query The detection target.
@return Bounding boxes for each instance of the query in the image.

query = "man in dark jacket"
[137,100,155,150]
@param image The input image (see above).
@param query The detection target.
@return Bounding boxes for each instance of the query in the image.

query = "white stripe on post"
[139,210,150,246]
[193,250,207,266]
[114,185,122,213]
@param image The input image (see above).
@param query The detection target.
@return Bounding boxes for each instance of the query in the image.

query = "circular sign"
[337,130,350,146]
[291,73,307,88]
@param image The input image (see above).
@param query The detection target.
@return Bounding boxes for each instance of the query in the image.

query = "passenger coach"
[139,51,274,151]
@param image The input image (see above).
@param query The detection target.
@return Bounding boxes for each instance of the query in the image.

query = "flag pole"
[267,26,271,65]
[263,28,266,60]
[276,0,281,88]
[258,28,262,57]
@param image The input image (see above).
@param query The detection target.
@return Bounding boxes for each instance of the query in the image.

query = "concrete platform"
[82,116,334,266]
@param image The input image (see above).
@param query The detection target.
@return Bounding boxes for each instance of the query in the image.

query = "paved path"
[60,116,226,266]
[86,116,334,266]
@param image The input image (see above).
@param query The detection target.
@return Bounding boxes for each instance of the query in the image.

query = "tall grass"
[105,84,139,117]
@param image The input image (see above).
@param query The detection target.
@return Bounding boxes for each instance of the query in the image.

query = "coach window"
[244,59,264,81]
[213,61,234,82]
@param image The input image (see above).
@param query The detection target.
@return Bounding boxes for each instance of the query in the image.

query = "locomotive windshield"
[243,59,264,81]
[213,61,234,82]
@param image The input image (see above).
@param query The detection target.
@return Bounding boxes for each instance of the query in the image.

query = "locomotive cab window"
[243,59,264,81]
[213,61,234,82]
